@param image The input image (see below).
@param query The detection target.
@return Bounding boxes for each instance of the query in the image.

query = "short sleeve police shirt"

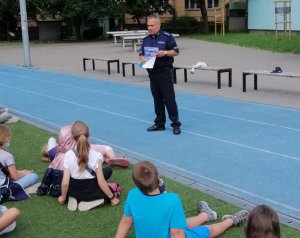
[139,31,179,70]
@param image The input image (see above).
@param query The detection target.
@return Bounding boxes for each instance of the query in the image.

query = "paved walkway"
[1,37,300,109]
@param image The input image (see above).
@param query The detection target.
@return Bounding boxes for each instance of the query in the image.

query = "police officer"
[139,14,181,135]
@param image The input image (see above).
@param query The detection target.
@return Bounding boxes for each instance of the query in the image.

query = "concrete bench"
[121,35,146,52]
[242,70,300,92]
[173,64,232,89]
[122,61,137,77]
[83,57,120,75]
[121,33,180,52]
[106,30,148,44]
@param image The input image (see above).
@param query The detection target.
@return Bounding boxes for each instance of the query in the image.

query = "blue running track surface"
[1,64,300,221]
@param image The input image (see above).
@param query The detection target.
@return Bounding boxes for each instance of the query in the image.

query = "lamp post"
[19,0,32,67]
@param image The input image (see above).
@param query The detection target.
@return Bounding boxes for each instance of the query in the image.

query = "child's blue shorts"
[186,226,210,238]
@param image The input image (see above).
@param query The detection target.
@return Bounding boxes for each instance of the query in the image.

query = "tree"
[33,0,65,20]
[0,0,37,39]
[125,0,174,26]
[61,0,126,40]
[31,0,126,40]
[0,1,19,31]
[196,0,209,34]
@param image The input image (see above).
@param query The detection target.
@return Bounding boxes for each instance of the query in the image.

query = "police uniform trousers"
[148,67,181,128]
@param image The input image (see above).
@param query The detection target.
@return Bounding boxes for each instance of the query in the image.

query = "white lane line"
[2,83,300,162]
[92,136,300,214]
[1,70,300,132]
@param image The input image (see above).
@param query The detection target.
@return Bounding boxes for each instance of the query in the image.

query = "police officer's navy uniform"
[139,31,181,130]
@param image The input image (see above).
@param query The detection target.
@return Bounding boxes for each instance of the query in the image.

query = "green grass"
[1,32,300,54]
[190,32,300,54]
[3,122,300,237]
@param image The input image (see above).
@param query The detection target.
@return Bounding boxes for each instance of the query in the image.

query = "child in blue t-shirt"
[115,160,249,238]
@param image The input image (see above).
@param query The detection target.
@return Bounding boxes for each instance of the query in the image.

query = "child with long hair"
[0,124,39,192]
[245,205,280,238]
[41,124,129,168]
[58,121,119,211]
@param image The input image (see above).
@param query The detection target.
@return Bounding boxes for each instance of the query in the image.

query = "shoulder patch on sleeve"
[163,31,171,37]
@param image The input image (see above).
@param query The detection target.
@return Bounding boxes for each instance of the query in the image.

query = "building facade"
[248,0,300,32]
[124,0,247,32]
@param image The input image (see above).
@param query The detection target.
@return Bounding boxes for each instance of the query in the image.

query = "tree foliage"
[125,0,174,25]
[0,0,36,22]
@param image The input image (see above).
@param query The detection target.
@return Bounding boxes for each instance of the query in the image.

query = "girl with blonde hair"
[58,121,119,211]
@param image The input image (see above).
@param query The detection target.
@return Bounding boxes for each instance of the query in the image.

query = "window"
[185,0,200,10]
[208,0,220,9]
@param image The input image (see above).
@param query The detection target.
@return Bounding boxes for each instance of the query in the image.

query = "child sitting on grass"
[58,121,120,211]
[115,160,249,238]
[41,124,129,168]
[0,124,39,200]
[0,205,20,235]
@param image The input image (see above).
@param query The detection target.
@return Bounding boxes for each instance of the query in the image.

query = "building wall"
[248,0,300,31]
[124,0,228,26]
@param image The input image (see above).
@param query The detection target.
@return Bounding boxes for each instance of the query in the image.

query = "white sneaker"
[25,182,41,194]
[47,137,57,150]
[67,196,78,211]
[5,116,20,123]
[78,199,104,211]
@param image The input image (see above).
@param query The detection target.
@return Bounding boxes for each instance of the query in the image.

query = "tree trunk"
[198,0,209,34]
[73,16,82,40]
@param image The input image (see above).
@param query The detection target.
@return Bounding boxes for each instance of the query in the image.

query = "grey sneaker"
[197,201,217,221]
[222,210,249,226]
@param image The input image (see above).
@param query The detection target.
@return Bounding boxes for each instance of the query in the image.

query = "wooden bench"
[122,61,137,77]
[83,57,120,75]
[242,70,300,92]
[173,64,232,89]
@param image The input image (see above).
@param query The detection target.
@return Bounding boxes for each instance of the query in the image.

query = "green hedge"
[163,16,199,34]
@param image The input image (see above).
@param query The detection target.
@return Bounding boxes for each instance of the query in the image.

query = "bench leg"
[228,69,232,87]
[132,64,135,76]
[116,60,120,73]
[172,68,177,84]
[92,60,95,70]
[107,61,111,74]
[217,68,232,89]
[83,58,87,71]
[184,69,187,82]
[243,73,247,92]
[254,74,258,90]
[217,71,221,89]
[122,63,135,77]
[107,60,120,75]
[122,63,126,77]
